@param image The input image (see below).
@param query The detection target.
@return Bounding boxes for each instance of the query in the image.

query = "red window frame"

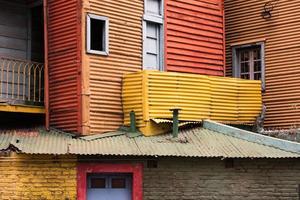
[77,163,143,200]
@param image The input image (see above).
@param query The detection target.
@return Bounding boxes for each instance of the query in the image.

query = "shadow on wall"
[0,112,44,129]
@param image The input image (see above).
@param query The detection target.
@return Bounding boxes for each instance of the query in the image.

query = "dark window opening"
[90,18,105,52]
[90,178,106,188]
[111,178,126,189]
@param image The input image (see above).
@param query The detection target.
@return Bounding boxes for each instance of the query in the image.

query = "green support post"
[130,111,137,133]
[170,108,181,138]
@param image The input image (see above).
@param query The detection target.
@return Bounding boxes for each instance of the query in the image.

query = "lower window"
[87,174,132,200]
[77,163,143,200]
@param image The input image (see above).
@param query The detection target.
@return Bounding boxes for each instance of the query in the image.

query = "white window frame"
[232,42,265,91]
[143,0,164,70]
[87,14,109,56]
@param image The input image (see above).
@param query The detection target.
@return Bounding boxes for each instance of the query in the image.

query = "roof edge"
[203,120,300,154]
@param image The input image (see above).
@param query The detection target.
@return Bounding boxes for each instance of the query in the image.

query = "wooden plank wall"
[48,0,82,133]
[225,0,300,129]
[82,0,143,134]
[165,0,225,76]
[0,0,29,60]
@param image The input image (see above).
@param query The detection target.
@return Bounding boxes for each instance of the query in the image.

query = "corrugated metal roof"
[0,125,300,158]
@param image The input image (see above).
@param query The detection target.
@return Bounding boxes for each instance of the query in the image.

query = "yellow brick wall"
[0,153,77,200]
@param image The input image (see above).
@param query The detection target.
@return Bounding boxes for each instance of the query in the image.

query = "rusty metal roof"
[1,122,300,158]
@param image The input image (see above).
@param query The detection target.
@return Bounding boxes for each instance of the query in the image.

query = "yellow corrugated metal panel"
[225,0,300,129]
[82,0,143,134]
[123,70,262,136]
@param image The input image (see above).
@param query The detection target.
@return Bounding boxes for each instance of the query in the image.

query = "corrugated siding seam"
[165,0,225,76]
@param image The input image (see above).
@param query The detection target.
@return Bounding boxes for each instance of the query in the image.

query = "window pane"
[146,0,161,15]
[144,22,160,70]
[90,178,106,188]
[253,49,261,60]
[241,62,250,73]
[90,18,105,51]
[241,74,250,79]
[254,61,261,72]
[146,23,158,39]
[111,178,126,189]
[254,73,261,80]
[241,51,249,62]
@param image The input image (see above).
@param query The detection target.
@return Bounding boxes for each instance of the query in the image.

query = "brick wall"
[143,158,300,200]
[0,154,77,200]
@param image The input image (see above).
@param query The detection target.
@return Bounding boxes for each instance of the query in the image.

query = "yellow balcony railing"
[122,70,262,136]
[0,57,44,106]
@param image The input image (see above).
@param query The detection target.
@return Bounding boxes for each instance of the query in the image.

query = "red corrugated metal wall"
[47,0,82,133]
[165,0,225,76]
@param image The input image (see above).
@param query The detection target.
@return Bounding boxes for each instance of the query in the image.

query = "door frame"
[77,163,143,200]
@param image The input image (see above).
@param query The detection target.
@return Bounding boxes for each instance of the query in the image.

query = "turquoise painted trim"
[203,120,300,154]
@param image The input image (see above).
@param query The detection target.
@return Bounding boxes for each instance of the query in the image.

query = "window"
[87,14,109,55]
[232,42,265,90]
[77,164,143,200]
[143,0,164,70]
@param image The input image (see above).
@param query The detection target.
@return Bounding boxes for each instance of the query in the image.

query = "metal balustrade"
[0,57,44,105]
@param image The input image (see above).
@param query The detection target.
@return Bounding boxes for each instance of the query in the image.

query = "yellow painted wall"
[82,0,144,135]
[0,154,77,200]
[123,71,262,136]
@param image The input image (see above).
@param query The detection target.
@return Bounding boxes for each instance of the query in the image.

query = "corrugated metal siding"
[225,0,300,129]
[83,0,143,134]
[47,0,81,133]
[165,0,225,76]
[1,127,299,158]
[123,70,262,135]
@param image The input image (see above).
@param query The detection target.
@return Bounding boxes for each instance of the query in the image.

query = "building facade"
[225,0,300,130]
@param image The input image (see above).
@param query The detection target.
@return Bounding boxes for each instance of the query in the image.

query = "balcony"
[122,70,262,136]
[0,57,45,114]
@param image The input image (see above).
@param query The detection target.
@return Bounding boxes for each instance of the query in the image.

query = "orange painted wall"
[165,0,225,76]
[82,0,144,134]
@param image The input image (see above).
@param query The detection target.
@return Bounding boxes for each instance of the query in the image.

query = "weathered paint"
[165,0,225,76]
[82,0,143,134]
[77,163,143,200]
[123,70,262,136]
[47,0,82,133]
[225,0,300,129]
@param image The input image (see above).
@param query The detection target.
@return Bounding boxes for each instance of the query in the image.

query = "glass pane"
[254,61,261,72]
[111,178,126,188]
[254,73,261,80]
[253,49,261,60]
[241,74,250,79]
[241,51,249,62]
[146,23,158,39]
[91,178,106,188]
[241,62,250,73]
[146,0,161,15]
